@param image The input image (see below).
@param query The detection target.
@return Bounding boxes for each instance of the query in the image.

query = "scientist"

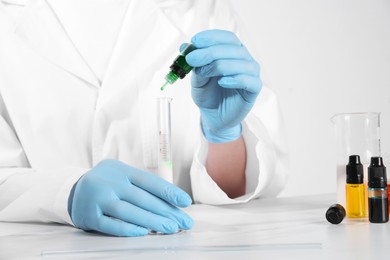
[0,0,288,236]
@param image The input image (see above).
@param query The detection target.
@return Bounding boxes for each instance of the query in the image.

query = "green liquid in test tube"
[161,43,196,91]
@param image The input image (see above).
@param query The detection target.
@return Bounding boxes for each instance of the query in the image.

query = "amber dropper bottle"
[368,157,389,223]
[346,155,366,218]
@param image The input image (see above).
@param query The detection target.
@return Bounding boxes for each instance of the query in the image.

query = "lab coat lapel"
[92,0,186,166]
[100,0,183,98]
[13,0,100,88]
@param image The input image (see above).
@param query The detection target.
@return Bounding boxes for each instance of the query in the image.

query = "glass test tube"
[157,97,173,183]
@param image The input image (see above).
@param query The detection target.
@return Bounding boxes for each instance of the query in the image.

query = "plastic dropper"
[160,43,196,91]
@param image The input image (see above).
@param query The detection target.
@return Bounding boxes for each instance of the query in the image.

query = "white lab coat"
[0,0,288,226]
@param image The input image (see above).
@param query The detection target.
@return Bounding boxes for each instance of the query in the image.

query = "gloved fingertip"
[177,193,192,207]
[163,221,179,234]
[133,226,148,237]
[163,187,192,207]
[184,52,196,66]
[182,217,194,230]
[190,35,198,45]
[191,35,209,49]
[179,43,188,52]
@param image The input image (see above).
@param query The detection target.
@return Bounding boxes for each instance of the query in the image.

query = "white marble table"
[1,194,389,259]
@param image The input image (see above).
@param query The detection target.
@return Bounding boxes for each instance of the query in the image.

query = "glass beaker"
[331,112,381,207]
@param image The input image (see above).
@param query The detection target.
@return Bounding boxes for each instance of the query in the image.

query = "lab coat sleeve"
[190,87,289,204]
[0,95,87,225]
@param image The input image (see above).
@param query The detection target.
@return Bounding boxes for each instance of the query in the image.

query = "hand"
[68,159,193,236]
[185,29,262,143]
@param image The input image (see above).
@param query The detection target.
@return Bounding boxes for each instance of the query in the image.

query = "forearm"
[206,136,246,198]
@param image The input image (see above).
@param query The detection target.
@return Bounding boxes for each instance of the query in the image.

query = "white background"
[231,0,390,197]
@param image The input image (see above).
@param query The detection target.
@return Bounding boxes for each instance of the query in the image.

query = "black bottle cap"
[368,157,387,188]
[170,64,187,79]
[346,155,364,184]
[326,204,346,224]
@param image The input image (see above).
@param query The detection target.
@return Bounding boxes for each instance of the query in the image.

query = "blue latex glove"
[68,159,193,236]
[185,29,262,143]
